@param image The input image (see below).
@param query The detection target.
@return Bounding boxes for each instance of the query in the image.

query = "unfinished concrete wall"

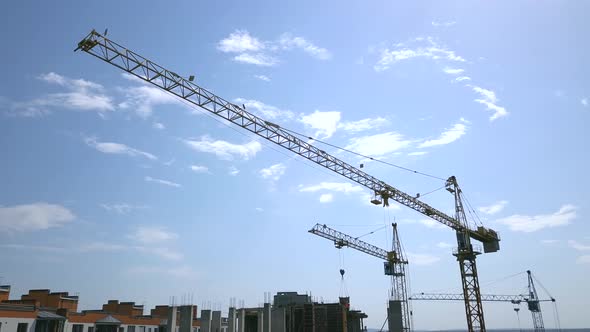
[202,310,212,332]
[263,303,271,332]
[237,309,246,332]
[180,305,195,332]
[212,310,222,332]
[271,308,285,332]
[387,300,403,332]
[228,307,237,332]
[168,306,178,332]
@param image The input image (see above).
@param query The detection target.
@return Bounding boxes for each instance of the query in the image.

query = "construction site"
[16,29,556,332]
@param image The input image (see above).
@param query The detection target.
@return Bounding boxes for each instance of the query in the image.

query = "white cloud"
[582,98,588,107]
[153,122,165,130]
[299,110,341,139]
[100,203,148,214]
[478,200,508,215]
[407,252,440,266]
[259,163,286,181]
[345,132,412,157]
[119,80,182,118]
[190,165,209,174]
[82,241,182,261]
[184,136,262,160]
[217,30,264,53]
[338,117,389,133]
[496,205,576,232]
[228,166,240,176]
[568,240,590,251]
[374,37,465,72]
[279,34,332,60]
[135,246,183,261]
[0,244,67,253]
[432,21,456,27]
[419,219,447,229]
[145,176,182,188]
[455,76,471,82]
[235,98,294,120]
[319,193,334,203]
[85,137,157,160]
[443,67,464,75]
[470,85,509,121]
[81,242,127,252]
[0,203,75,232]
[577,255,590,264]
[217,30,331,66]
[541,239,559,245]
[233,53,279,66]
[10,72,114,117]
[255,207,264,212]
[129,226,179,244]
[408,151,428,156]
[418,119,468,148]
[437,242,453,249]
[254,75,271,82]
[299,182,364,194]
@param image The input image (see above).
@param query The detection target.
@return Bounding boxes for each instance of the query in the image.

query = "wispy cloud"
[235,98,294,120]
[119,74,183,118]
[469,85,509,121]
[568,240,590,251]
[432,21,456,27]
[443,67,464,75]
[83,241,182,261]
[437,242,453,249]
[9,72,114,117]
[478,200,508,215]
[129,226,179,244]
[338,117,389,133]
[152,122,165,130]
[418,118,468,148]
[299,110,341,139]
[577,256,590,264]
[582,98,588,107]
[259,163,287,181]
[299,182,364,194]
[184,136,262,160]
[0,244,67,253]
[217,30,331,66]
[455,76,471,82]
[189,165,210,174]
[228,166,240,176]
[319,193,334,203]
[145,176,182,188]
[374,37,465,72]
[127,265,198,279]
[217,30,264,53]
[408,151,428,156]
[496,205,576,232]
[345,132,412,157]
[279,33,332,60]
[541,239,559,245]
[100,203,149,215]
[254,75,271,82]
[85,137,157,160]
[233,53,279,66]
[0,203,75,232]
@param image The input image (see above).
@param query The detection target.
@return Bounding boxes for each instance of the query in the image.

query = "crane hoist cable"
[280,126,447,181]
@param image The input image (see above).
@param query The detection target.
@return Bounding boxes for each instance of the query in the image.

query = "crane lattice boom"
[309,224,394,261]
[75,30,499,248]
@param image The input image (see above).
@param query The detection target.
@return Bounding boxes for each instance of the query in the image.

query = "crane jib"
[76,30,500,248]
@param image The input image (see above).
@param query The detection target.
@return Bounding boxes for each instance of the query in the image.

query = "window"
[73,325,84,332]
[89,327,95,332]
[17,323,28,332]
[119,328,125,332]
[128,326,136,332]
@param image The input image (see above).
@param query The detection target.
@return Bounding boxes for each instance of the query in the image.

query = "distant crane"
[309,223,411,332]
[75,29,501,332]
[409,271,555,332]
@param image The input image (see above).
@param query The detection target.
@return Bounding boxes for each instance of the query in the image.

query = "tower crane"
[409,271,554,332]
[75,29,501,332]
[309,223,410,332]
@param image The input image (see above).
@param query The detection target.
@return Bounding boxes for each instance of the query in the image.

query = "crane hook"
[339,269,345,279]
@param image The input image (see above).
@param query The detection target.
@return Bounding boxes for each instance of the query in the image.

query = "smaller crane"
[309,223,411,332]
[409,271,555,332]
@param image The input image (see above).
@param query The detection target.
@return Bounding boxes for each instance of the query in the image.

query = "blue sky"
[0,0,589,329]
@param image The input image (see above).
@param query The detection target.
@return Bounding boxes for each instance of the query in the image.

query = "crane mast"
[309,223,411,332]
[526,270,544,332]
[76,30,501,332]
